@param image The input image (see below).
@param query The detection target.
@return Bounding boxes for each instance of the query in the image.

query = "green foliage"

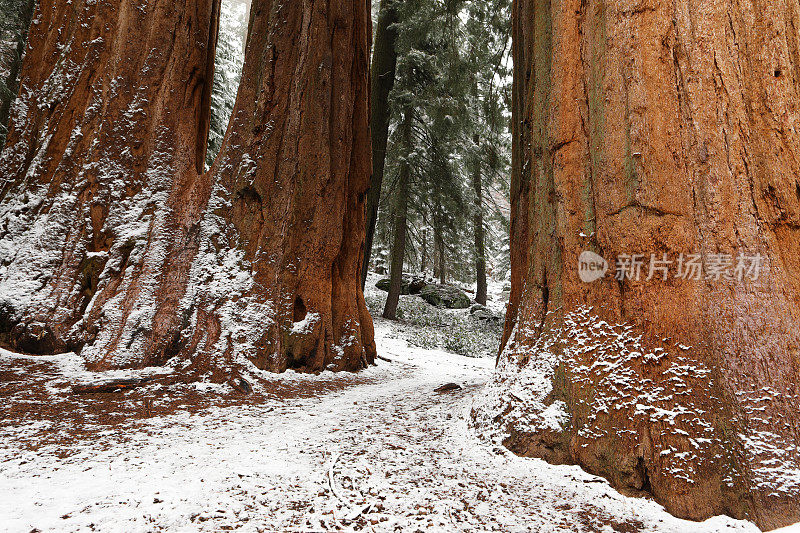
[206,0,247,168]
[0,0,36,147]
[0,0,32,74]
[365,290,503,358]
[374,0,512,284]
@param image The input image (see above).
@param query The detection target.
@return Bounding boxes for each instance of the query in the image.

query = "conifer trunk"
[383,108,412,320]
[433,220,446,284]
[421,226,429,274]
[499,0,531,356]
[472,156,487,306]
[363,0,399,288]
[479,0,800,529]
[88,0,377,373]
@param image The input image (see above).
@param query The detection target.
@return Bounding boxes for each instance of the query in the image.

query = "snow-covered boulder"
[420,284,470,309]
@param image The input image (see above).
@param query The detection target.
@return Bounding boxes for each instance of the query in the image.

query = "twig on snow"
[328,453,347,505]
[345,503,372,522]
[328,453,373,523]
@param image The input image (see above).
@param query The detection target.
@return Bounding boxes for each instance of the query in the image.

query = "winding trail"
[0,320,758,532]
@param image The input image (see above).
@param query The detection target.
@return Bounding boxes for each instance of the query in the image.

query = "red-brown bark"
[0,0,218,356]
[498,0,530,356]
[0,0,375,374]
[479,0,800,529]
[169,0,377,373]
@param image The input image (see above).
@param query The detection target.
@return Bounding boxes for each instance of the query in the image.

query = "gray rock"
[470,303,487,314]
[375,277,408,294]
[420,284,470,309]
[471,308,500,323]
[407,277,428,295]
[375,275,428,295]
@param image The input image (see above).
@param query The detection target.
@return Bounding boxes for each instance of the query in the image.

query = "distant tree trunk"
[481,0,800,529]
[433,222,446,284]
[362,0,399,288]
[0,0,36,147]
[421,226,428,274]
[432,234,440,281]
[472,141,487,306]
[0,0,376,375]
[383,108,412,320]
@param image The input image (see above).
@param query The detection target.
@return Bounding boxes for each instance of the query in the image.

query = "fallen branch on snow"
[71,377,153,394]
[328,453,348,505]
[327,453,373,522]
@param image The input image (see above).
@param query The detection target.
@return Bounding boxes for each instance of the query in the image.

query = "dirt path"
[0,321,757,532]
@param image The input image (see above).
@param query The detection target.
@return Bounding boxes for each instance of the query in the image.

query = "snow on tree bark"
[477,0,800,529]
[0,0,219,357]
[0,0,375,374]
[169,0,377,373]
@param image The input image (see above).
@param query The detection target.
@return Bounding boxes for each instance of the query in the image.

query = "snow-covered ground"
[362,273,507,360]
[0,314,781,532]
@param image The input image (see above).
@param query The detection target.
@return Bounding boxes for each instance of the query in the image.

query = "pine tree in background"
[382,106,413,320]
[374,0,511,312]
[463,0,511,305]
[380,17,441,317]
[363,0,399,288]
[0,0,36,148]
[206,0,247,168]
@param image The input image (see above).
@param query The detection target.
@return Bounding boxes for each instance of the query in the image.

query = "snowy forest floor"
[0,282,785,532]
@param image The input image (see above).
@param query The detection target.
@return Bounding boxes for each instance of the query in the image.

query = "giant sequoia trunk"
[476,0,800,530]
[168,0,377,373]
[0,0,218,355]
[0,0,375,374]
